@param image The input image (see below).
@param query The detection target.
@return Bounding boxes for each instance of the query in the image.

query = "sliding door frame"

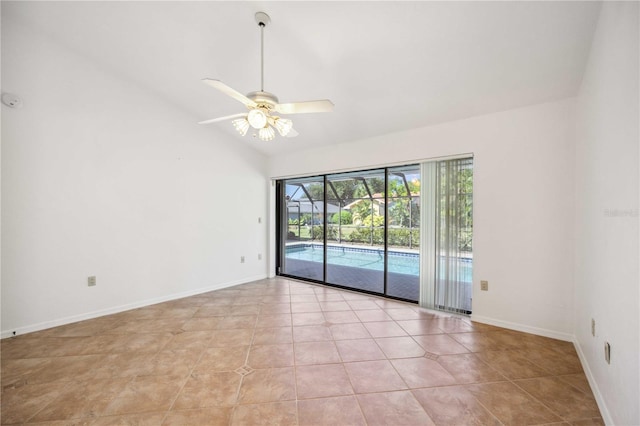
[275,165,418,304]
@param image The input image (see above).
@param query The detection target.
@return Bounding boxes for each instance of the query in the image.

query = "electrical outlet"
[604,341,611,364]
[88,276,97,287]
[258,253,262,260]
[240,256,245,263]
[591,318,596,337]
[480,280,489,291]
[258,217,262,224]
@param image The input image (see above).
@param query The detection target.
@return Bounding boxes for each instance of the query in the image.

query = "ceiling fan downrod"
[255,12,271,92]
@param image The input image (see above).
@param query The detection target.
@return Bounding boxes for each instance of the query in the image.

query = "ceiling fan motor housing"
[247,91,279,109]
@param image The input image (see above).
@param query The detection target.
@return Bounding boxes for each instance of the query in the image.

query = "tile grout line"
[292,281,307,426]
[509,375,596,424]
[510,378,569,423]
[225,294,265,425]
[453,386,506,426]
[159,307,214,425]
[20,367,87,423]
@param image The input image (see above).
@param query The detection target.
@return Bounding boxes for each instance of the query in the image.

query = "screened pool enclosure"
[276,158,473,313]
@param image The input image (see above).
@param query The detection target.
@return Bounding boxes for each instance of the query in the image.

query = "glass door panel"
[325,169,386,294]
[280,176,325,281]
[386,165,421,301]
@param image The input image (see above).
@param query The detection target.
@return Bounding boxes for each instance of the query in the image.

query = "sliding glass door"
[276,158,473,310]
[277,165,422,302]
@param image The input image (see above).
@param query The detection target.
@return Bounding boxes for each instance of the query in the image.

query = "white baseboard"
[0,274,267,339]
[470,314,573,342]
[572,336,614,426]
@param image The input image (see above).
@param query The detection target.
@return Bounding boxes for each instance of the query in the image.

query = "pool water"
[286,244,472,282]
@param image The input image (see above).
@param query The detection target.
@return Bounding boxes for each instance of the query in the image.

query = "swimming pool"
[285,244,472,282]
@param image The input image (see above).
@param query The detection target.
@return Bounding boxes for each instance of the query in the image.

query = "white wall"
[574,2,639,425]
[270,98,576,340]
[1,17,269,336]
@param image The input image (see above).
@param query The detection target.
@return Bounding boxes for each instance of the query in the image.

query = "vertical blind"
[420,157,473,314]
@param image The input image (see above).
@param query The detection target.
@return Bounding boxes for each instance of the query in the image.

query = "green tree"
[330,211,352,225]
[304,183,324,201]
[438,162,473,252]
[327,180,358,202]
[300,213,312,225]
[350,200,371,224]
[389,199,410,226]
[362,215,384,227]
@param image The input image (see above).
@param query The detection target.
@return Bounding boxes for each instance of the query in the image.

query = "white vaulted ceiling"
[3,1,601,156]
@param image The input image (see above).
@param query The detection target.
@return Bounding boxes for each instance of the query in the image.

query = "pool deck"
[282,258,420,302]
[283,241,472,311]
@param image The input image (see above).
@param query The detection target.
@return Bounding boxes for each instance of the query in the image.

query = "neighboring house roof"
[343,195,385,211]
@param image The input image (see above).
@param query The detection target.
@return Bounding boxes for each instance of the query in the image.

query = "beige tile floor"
[1,278,603,425]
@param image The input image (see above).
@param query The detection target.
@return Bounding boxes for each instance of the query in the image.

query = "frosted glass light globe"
[247,109,268,129]
[259,126,275,141]
[273,118,293,137]
[232,118,250,136]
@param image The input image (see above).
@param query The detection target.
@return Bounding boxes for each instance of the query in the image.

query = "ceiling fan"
[199,12,334,141]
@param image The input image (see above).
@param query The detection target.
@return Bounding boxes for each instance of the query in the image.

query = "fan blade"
[198,113,246,125]
[286,128,299,138]
[275,99,334,115]
[202,79,256,108]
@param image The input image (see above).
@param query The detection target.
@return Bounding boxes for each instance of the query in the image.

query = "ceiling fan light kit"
[199,11,333,141]
[272,117,293,137]
[232,118,250,136]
